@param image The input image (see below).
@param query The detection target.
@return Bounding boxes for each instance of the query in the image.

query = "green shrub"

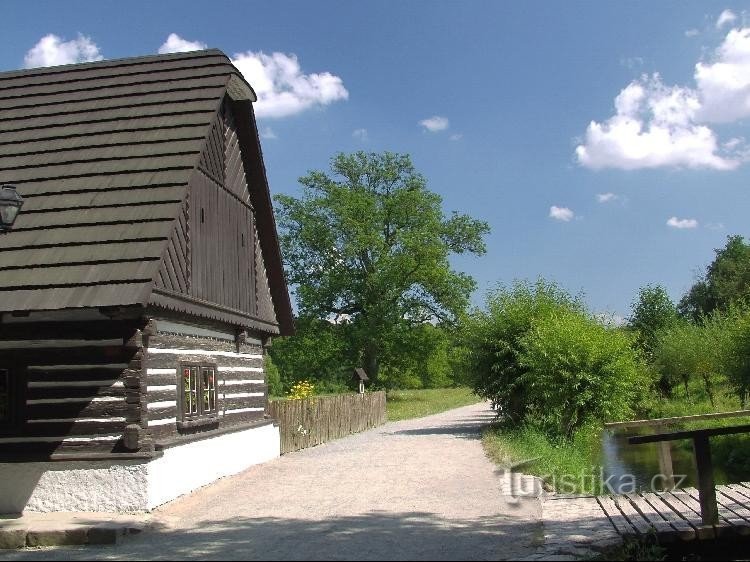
[264,354,284,397]
[653,314,735,408]
[460,278,648,438]
[518,309,649,438]
[459,279,583,423]
[708,305,750,408]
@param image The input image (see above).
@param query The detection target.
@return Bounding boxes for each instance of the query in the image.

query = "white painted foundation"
[0,423,280,513]
[146,422,280,509]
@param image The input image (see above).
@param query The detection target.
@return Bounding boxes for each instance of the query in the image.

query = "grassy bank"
[481,379,750,494]
[482,423,602,494]
[386,387,482,421]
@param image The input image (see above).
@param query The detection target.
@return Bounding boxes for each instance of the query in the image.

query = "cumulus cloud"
[685,28,701,38]
[549,206,575,222]
[158,33,207,54]
[576,26,750,171]
[693,28,750,122]
[352,128,368,141]
[419,116,450,132]
[667,217,699,229]
[24,33,103,68]
[231,51,348,119]
[716,9,737,29]
[597,193,618,203]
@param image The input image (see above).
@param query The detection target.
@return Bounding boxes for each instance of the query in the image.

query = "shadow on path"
[16,511,542,561]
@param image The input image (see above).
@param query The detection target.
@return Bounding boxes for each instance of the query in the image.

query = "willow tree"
[274,152,489,383]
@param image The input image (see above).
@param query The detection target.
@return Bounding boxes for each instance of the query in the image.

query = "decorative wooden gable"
[154,100,278,328]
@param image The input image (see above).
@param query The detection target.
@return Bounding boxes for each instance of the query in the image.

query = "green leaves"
[274,151,489,381]
[518,309,646,438]
[460,279,647,437]
[678,235,750,320]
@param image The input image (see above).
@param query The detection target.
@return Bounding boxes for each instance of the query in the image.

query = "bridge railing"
[605,410,750,526]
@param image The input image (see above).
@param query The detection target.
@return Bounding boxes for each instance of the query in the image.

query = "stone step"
[0,512,148,549]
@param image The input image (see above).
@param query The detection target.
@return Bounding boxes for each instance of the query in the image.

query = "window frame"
[177,362,219,429]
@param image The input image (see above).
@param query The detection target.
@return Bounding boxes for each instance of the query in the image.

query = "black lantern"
[0,185,23,232]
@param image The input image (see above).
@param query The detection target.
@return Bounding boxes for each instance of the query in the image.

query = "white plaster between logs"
[0,423,280,513]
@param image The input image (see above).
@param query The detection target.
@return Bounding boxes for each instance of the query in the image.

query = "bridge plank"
[627,493,676,535]
[662,491,715,540]
[597,495,634,536]
[613,494,653,535]
[643,492,700,541]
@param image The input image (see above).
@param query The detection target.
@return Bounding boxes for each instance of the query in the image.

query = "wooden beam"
[693,434,719,526]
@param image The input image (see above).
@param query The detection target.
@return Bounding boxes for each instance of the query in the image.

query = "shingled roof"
[0,49,293,334]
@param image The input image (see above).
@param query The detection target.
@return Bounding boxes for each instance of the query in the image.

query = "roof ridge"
[0,49,230,81]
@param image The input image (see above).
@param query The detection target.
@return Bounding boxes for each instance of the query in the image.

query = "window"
[178,364,218,426]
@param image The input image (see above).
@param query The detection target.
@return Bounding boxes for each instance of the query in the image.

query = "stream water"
[600,429,732,494]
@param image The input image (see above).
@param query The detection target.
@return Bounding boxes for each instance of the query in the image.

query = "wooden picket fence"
[268,391,387,454]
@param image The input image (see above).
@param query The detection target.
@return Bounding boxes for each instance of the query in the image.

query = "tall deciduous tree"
[629,284,678,358]
[679,235,750,321]
[274,152,489,383]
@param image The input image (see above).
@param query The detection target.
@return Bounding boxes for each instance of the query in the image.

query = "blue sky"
[3,1,750,320]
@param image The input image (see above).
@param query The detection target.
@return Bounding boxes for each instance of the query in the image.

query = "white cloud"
[716,9,737,30]
[231,51,348,119]
[260,126,277,140]
[24,33,102,68]
[576,74,737,171]
[685,28,701,38]
[549,206,575,222]
[576,26,750,171]
[693,28,750,123]
[158,33,207,54]
[352,128,368,141]
[667,216,699,229]
[449,133,463,141]
[419,116,450,132]
[596,193,618,203]
[706,221,725,230]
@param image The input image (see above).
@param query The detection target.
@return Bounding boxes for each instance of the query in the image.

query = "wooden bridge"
[598,409,750,542]
[596,484,750,541]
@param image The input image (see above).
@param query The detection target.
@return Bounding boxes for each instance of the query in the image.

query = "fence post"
[655,423,675,491]
[692,433,719,526]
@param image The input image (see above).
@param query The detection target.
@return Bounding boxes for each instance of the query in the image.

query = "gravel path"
[9,401,543,560]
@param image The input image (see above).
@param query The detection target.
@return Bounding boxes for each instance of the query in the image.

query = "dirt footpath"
[9,402,543,561]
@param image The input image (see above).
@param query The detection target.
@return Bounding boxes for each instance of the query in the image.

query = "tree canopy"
[628,284,678,362]
[679,235,750,321]
[274,151,489,382]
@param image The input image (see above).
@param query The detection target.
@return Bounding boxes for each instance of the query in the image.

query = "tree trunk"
[364,341,380,385]
[702,373,715,408]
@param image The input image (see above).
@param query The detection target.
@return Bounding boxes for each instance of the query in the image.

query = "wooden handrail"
[628,423,750,526]
[628,423,750,444]
[605,409,750,430]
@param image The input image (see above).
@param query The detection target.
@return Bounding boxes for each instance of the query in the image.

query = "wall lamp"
[0,185,23,232]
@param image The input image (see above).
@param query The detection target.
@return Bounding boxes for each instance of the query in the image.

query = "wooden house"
[0,50,294,512]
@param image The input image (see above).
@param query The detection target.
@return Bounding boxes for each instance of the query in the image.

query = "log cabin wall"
[144,322,268,444]
[0,314,146,459]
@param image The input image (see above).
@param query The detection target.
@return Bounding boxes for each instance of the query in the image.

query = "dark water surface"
[600,429,732,494]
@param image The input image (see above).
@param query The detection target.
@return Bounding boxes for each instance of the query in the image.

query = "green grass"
[385,387,483,421]
[480,379,750,495]
[482,423,602,494]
